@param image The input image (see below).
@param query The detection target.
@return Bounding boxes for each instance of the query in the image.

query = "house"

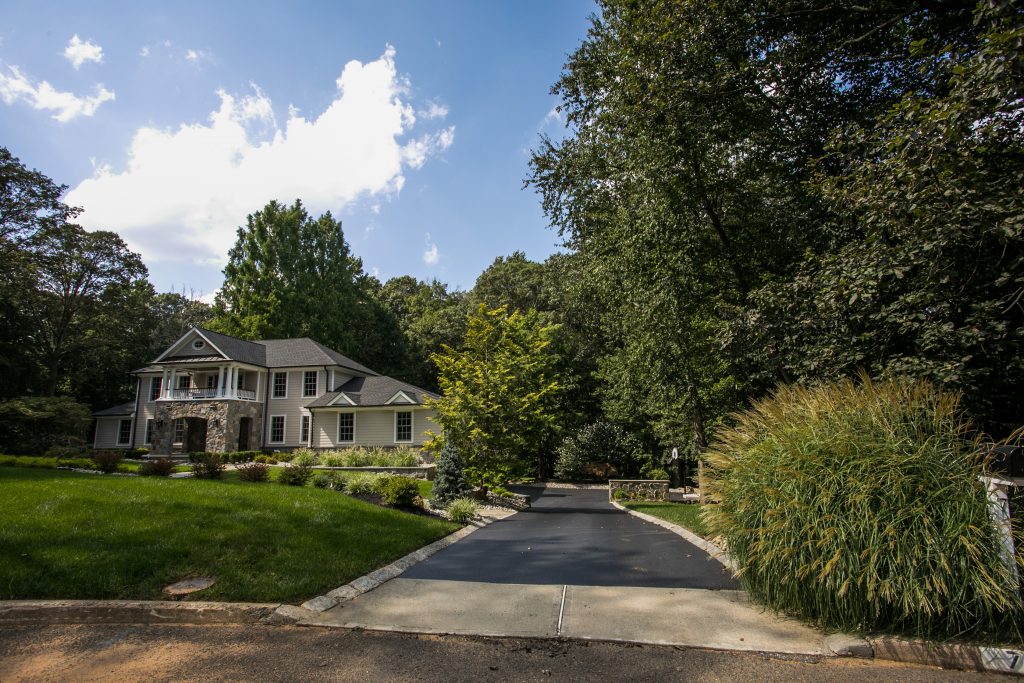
[92,327,441,454]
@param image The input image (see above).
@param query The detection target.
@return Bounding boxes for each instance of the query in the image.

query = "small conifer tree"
[431,441,472,508]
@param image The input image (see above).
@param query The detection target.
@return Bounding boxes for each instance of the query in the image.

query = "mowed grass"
[0,467,458,603]
[623,502,709,538]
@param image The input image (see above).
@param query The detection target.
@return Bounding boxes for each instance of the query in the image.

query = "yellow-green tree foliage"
[427,305,563,488]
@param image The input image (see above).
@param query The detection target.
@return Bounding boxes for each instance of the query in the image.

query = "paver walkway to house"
[307,487,830,654]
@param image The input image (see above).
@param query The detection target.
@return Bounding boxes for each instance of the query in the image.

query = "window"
[206,375,217,389]
[117,419,132,446]
[272,372,287,398]
[270,415,286,443]
[178,375,190,389]
[338,413,354,442]
[192,339,205,350]
[144,419,154,445]
[149,376,162,401]
[395,411,412,443]
[301,415,310,443]
[303,370,318,397]
[173,418,186,444]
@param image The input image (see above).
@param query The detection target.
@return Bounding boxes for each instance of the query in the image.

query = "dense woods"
[1,0,1020,467]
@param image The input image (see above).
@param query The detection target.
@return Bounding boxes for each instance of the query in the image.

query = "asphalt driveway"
[402,487,737,590]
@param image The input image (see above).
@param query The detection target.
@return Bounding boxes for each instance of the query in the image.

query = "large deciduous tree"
[211,199,405,374]
[427,305,564,486]
[528,0,992,451]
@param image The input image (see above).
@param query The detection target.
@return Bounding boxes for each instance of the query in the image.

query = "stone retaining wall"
[608,479,670,502]
[311,465,436,481]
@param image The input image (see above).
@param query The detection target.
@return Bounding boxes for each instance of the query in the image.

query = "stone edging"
[0,600,286,625]
[297,513,508,614]
[610,500,735,572]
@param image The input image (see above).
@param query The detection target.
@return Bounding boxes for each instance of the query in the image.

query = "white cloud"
[423,233,439,265]
[63,34,103,69]
[402,125,454,169]
[185,48,213,65]
[197,290,219,305]
[67,46,455,267]
[139,46,150,58]
[0,64,114,122]
[543,105,562,125]
[420,101,448,120]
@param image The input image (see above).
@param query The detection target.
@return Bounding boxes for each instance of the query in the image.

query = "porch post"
[169,369,177,398]
[218,366,226,397]
[227,366,236,398]
[161,369,170,398]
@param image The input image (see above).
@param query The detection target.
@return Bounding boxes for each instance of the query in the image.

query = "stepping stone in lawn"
[163,577,215,596]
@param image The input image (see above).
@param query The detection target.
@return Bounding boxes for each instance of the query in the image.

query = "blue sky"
[0,1,593,299]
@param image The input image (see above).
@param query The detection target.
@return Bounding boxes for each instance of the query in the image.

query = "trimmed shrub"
[139,457,176,477]
[92,450,124,474]
[191,452,225,480]
[642,466,670,480]
[554,421,644,480]
[344,472,381,496]
[703,376,1023,640]
[447,497,478,524]
[255,454,277,464]
[431,442,472,508]
[372,474,420,506]
[237,461,270,482]
[278,463,312,486]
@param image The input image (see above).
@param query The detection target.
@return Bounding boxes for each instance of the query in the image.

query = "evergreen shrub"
[431,442,472,508]
[703,376,1023,639]
[237,461,270,482]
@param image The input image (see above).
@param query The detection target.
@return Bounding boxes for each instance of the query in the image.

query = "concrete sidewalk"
[302,578,828,655]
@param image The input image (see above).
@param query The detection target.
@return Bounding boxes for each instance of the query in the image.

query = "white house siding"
[310,407,440,449]
[134,372,161,447]
[94,416,132,449]
[265,368,344,448]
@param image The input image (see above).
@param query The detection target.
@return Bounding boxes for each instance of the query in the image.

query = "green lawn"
[623,501,709,537]
[0,467,457,603]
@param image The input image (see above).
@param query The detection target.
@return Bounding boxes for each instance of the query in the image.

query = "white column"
[161,369,170,398]
[217,366,226,397]
[227,366,236,398]
[169,369,177,398]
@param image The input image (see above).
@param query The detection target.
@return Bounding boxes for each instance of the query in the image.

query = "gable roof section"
[306,375,439,409]
[258,338,378,375]
[92,401,135,417]
[198,327,267,365]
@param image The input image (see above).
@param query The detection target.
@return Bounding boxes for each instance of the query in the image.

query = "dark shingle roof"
[306,375,439,408]
[92,401,135,417]
[196,327,267,366]
[145,328,378,376]
[258,338,378,375]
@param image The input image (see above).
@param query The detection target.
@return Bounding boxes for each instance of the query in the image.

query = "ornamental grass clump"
[702,375,1023,640]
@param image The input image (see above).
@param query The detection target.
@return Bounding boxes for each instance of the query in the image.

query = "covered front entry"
[184,417,208,453]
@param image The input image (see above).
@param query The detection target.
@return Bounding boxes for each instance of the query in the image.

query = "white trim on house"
[269,414,287,444]
[117,419,132,446]
[271,371,288,399]
[144,418,154,445]
[153,328,227,362]
[300,414,311,445]
[337,411,356,443]
[384,390,416,405]
[394,409,413,444]
[148,376,162,403]
[328,392,357,406]
[302,370,319,398]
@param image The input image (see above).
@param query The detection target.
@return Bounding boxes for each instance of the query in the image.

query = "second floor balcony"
[166,387,257,402]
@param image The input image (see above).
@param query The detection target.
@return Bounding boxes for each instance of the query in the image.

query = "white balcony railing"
[166,387,257,401]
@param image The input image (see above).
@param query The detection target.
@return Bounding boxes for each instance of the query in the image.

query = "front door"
[184,417,208,453]
[238,417,251,451]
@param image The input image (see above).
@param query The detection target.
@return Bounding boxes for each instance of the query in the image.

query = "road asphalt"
[0,624,1006,682]
[403,486,737,589]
